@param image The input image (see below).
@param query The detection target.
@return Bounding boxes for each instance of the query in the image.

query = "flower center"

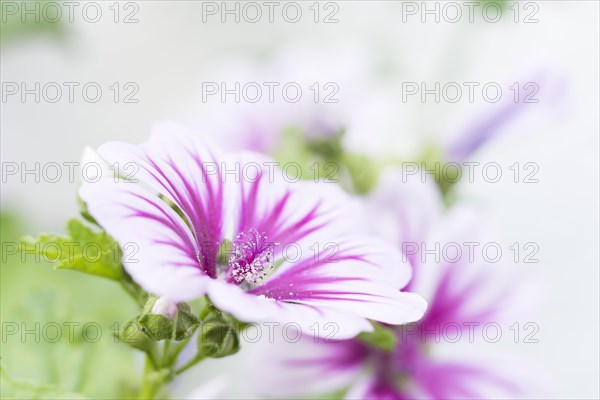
[227,228,277,287]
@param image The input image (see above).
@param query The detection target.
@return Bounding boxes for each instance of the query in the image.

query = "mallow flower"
[443,72,564,163]
[245,169,544,399]
[79,123,426,339]
[185,41,415,159]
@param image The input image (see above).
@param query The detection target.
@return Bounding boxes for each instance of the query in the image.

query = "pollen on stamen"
[228,228,278,286]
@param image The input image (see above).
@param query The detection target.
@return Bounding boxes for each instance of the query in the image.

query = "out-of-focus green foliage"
[0,212,140,399]
[274,127,464,199]
[418,143,460,206]
[0,0,67,45]
[274,127,383,194]
[274,126,345,182]
[2,211,243,398]
[480,0,508,12]
[341,152,380,194]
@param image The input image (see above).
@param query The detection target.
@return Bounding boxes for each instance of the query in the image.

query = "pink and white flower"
[79,123,426,339]
[245,169,544,398]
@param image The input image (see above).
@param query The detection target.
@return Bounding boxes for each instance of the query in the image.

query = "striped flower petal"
[80,124,426,338]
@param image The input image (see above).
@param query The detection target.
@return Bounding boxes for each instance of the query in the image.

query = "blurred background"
[1,1,598,398]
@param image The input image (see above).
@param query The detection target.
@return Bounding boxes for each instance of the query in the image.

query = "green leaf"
[357,322,398,352]
[20,218,123,281]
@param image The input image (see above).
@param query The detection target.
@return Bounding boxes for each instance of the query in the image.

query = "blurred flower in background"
[170,37,557,399]
[241,171,545,399]
[183,40,564,196]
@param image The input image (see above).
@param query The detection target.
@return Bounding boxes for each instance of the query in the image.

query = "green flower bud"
[138,297,200,341]
[151,296,178,319]
[116,318,157,359]
[197,314,240,359]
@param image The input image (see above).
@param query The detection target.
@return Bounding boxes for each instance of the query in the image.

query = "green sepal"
[175,303,202,340]
[78,196,98,226]
[357,322,398,352]
[418,143,458,205]
[115,318,159,364]
[138,314,175,341]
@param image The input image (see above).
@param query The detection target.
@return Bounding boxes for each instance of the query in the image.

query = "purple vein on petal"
[121,193,197,257]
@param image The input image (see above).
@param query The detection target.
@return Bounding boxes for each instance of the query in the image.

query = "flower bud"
[151,296,178,319]
[198,314,240,358]
[139,297,200,341]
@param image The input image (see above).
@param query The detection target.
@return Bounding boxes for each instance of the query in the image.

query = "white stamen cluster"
[229,229,276,286]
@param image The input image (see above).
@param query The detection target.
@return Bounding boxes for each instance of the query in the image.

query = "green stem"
[138,356,160,400]
[137,298,214,396]
[198,296,216,320]
[161,340,171,368]
[199,306,211,320]
[169,336,192,366]
[120,274,146,307]
[175,353,206,376]
[172,301,214,376]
